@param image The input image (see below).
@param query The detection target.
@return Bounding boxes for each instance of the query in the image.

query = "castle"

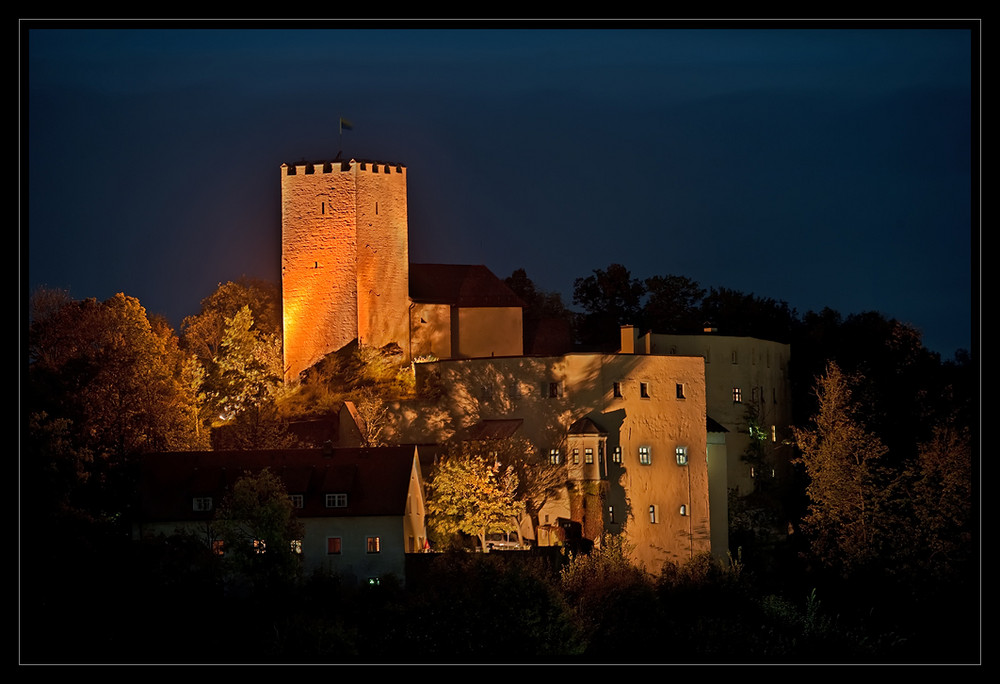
[278,156,792,571]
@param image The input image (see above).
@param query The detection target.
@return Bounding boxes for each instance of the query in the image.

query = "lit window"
[676,383,685,399]
[733,387,742,403]
[192,497,213,512]
[612,446,622,464]
[585,448,594,464]
[327,537,342,555]
[212,540,225,556]
[549,448,561,465]
[367,536,381,554]
[649,505,658,524]
[679,504,687,516]
[613,382,622,398]
[639,446,651,465]
[290,540,302,555]
[676,446,688,466]
[608,505,615,524]
[254,539,266,554]
[771,425,777,442]
[289,494,304,509]
[326,493,348,508]
[572,448,580,465]
[640,382,650,398]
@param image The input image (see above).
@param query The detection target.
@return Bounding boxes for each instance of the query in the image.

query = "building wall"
[454,306,523,359]
[623,327,792,495]
[401,352,713,571]
[281,160,409,382]
[410,302,452,359]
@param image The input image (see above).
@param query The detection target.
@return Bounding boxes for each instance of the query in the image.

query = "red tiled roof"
[409,263,525,308]
[138,447,420,523]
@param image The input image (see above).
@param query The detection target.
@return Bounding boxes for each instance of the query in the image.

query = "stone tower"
[281,159,410,382]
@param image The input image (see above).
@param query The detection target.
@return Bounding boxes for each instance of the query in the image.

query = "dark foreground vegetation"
[21,525,977,665]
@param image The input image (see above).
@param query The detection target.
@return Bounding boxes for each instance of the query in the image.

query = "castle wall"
[402,352,712,571]
[453,306,524,359]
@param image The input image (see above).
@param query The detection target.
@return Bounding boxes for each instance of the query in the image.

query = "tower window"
[640,382,650,398]
[613,382,622,398]
[639,446,651,465]
[675,446,688,466]
[649,505,658,524]
[676,383,685,399]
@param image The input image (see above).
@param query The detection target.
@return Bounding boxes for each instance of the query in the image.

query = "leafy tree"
[181,277,281,366]
[214,468,304,588]
[572,263,646,349]
[698,286,798,342]
[792,362,897,575]
[642,274,706,334]
[425,446,525,552]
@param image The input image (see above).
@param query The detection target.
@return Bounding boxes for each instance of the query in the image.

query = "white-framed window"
[612,446,622,464]
[675,446,688,466]
[192,497,213,512]
[549,448,561,465]
[326,493,348,508]
[585,447,594,464]
[639,446,651,465]
[572,448,580,465]
[366,536,381,554]
[733,387,742,403]
[289,494,304,509]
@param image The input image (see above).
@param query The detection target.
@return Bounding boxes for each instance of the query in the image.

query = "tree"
[792,362,896,574]
[572,263,645,349]
[642,274,706,334]
[214,468,304,588]
[181,277,281,366]
[425,446,526,552]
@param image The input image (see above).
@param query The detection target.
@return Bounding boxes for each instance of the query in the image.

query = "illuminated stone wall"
[402,352,713,570]
[281,160,409,382]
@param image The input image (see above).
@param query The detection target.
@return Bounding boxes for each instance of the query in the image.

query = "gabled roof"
[409,263,525,308]
[568,417,607,435]
[138,447,421,523]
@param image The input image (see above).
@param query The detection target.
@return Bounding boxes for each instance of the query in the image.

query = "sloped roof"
[568,416,607,435]
[409,263,526,308]
[138,446,420,523]
[706,415,729,433]
[466,418,524,441]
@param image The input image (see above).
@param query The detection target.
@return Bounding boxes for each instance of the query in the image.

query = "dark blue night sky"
[24,22,977,358]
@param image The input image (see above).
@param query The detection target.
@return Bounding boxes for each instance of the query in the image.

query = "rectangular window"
[675,446,688,466]
[612,446,622,463]
[367,536,381,554]
[548,382,561,398]
[253,539,266,554]
[212,540,225,556]
[192,497,213,512]
[327,537,342,555]
[585,447,594,464]
[326,493,348,508]
[676,383,685,399]
[639,446,651,465]
[290,540,302,555]
[608,505,615,524]
[572,448,580,465]
[289,494,304,509]
[640,382,650,398]
[771,425,777,442]
[649,504,658,524]
[732,350,738,364]
[612,382,622,398]
[733,387,742,403]
[549,448,561,465]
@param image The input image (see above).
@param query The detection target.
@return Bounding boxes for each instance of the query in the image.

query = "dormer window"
[192,497,213,512]
[326,493,348,508]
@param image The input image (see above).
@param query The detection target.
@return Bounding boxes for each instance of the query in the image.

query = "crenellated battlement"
[282,159,406,176]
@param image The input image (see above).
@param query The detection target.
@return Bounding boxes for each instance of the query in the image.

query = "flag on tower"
[340,117,353,133]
